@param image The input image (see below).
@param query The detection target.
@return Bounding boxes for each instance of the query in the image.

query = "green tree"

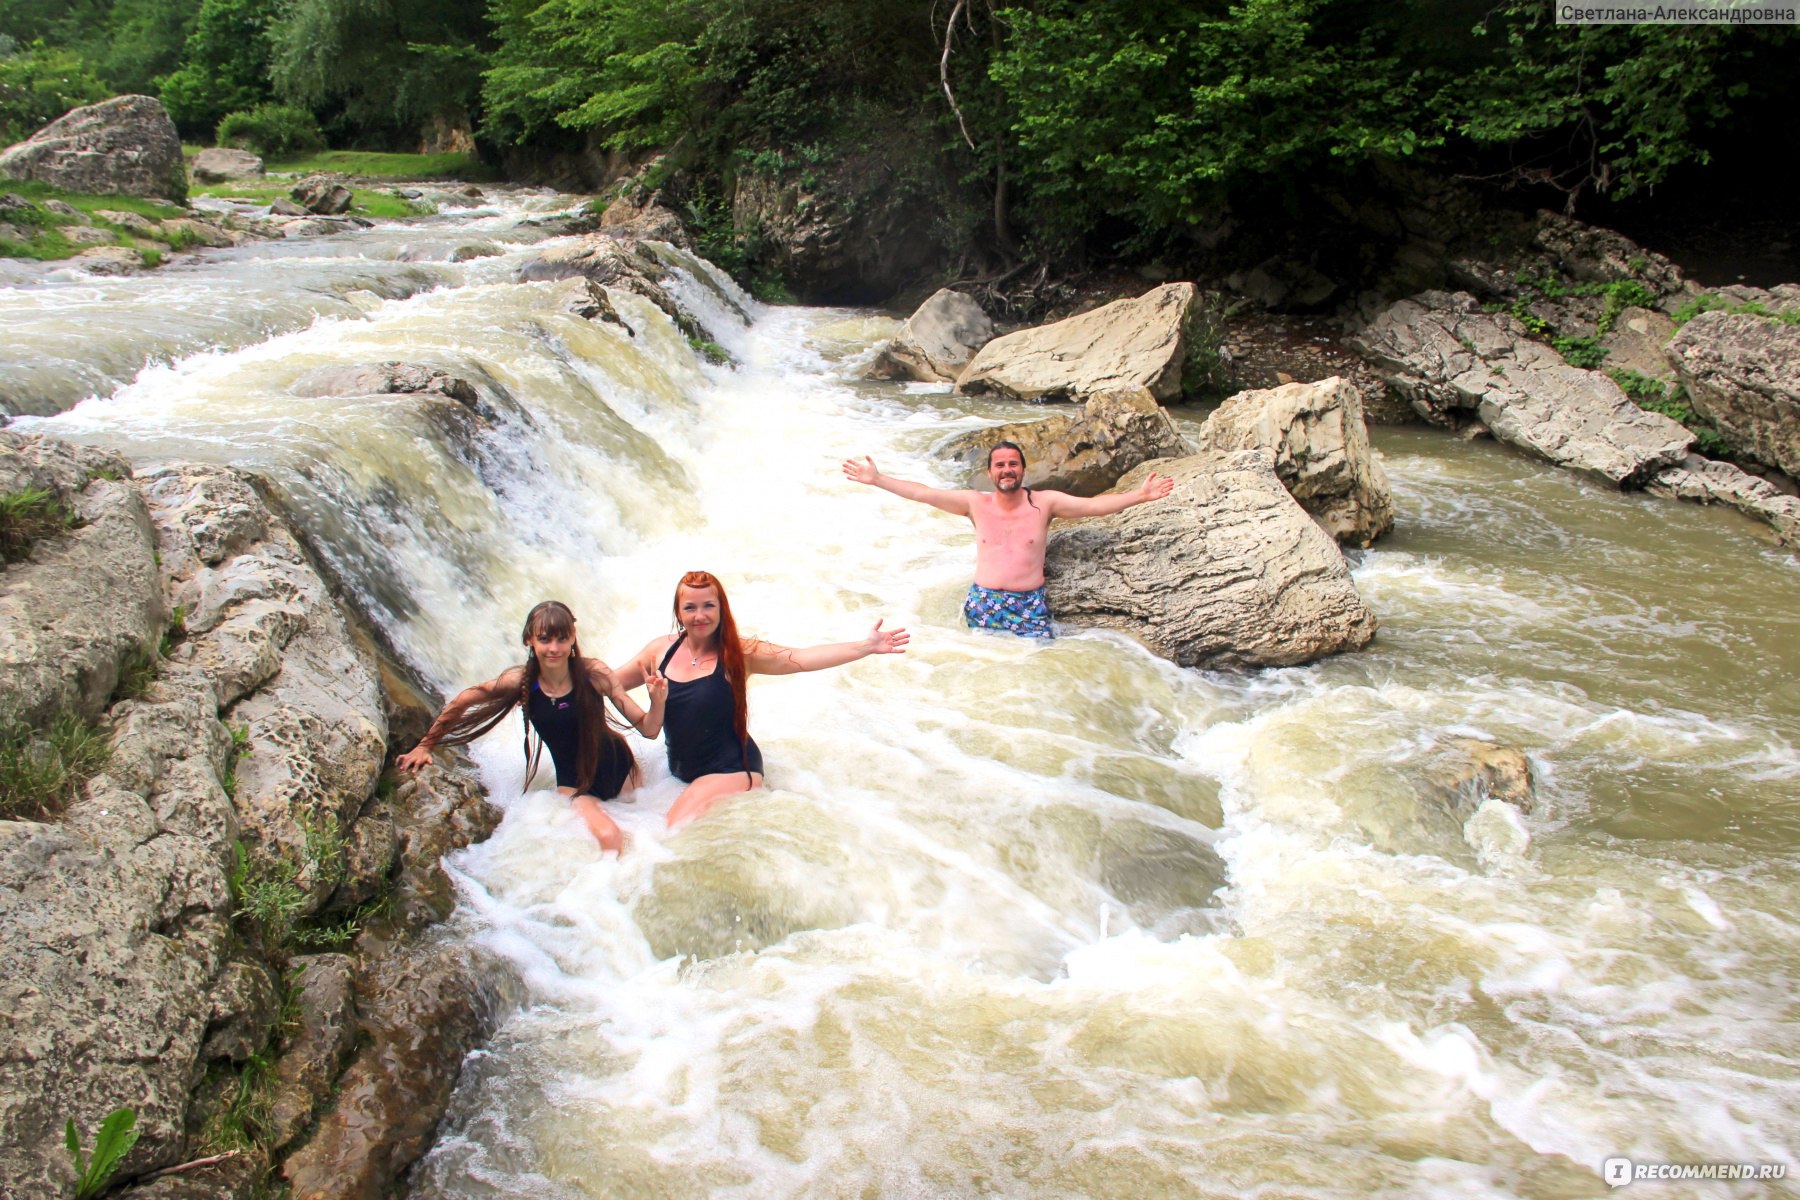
[268,0,491,144]
[0,40,109,142]
[157,0,277,135]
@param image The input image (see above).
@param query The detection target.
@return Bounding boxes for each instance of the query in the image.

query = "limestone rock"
[1598,306,1678,383]
[291,362,480,407]
[72,245,143,274]
[866,288,995,383]
[269,197,307,217]
[598,188,691,248]
[292,176,353,216]
[190,147,264,183]
[1646,453,1800,546]
[201,959,280,1062]
[1043,449,1378,667]
[958,283,1196,404]
[1665,310,1800,477]
[0,432,162,731]
[280,940,509,1200]
[1197,377,1394,547]
[267,954,359,1152]
[160,216,234,248]
[729,156,940,303]
[94,208,158,236]
[519,233,723,349]
[938,385,1190,495]
[0,95,186,203]
[1421,738,1536,819]
[1350,290,1692,486]
[60,224,118,245]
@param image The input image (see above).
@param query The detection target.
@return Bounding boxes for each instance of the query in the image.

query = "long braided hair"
[421,600,639,792]
[672,571,750,752]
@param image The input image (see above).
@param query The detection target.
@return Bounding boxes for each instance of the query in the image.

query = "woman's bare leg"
[569,793,624,852]
[666,771,764,828]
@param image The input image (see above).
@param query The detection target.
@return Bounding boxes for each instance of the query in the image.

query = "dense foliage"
[2,0,1793,278]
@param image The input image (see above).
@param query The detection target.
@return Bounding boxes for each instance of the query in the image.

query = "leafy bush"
[216,103,324,157]
[1607,369,1734,458]
[0,42,109,145]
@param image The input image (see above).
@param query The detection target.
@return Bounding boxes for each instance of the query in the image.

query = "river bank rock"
[292,175,353,216]
[730,152,942,303]
[1664,310,1800,477]
[866,288,996,383]
[0,95,187,204]
[1647,454,1800,546]
[280,939,509,1200]
[1,439,504,1198]
[0,432,162,732]
[1351,290,1692,486]
[959,283,1196,404]
[1043,448,1377,667]
[519,232,733,352]
[1197,377,1394,547]
[190,147,264,183]
[938,385,1190,495]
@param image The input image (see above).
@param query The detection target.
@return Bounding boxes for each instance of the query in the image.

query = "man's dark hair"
[986,440,1037,508]
[987,440,1027,469]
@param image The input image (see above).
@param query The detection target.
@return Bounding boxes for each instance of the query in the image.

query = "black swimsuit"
[659,633,763,783]
[527,681,635,800]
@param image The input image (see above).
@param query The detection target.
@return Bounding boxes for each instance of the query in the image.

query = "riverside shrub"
[216,103,324,157]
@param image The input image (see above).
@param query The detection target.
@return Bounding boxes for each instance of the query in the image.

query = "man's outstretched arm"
[842,456,975,517]
[1043,471,1177,519]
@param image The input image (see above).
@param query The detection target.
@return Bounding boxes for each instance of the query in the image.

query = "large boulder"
[1350,290,1692,487]
[280,940,507,1200]
[1664,310,1800,477]
[0,432,162,732]
[958,283,1196,404]
[189,147,264,183]
[292,176,353,216]
[1043,449,1378,668]
[0,95,186,203]
[866,288,995,383]
[938,385,1190,495]
[1197,377,1394,547]
[519,234,732,351]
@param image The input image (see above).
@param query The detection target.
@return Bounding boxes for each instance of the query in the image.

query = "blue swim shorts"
[963,583,1054,639]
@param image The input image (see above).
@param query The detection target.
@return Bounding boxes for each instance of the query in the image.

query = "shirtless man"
[842,441,1175,638]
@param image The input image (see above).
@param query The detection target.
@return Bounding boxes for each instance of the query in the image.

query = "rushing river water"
[9,197,1798,1199]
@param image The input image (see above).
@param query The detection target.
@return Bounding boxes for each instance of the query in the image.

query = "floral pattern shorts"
[963,583,1054,639]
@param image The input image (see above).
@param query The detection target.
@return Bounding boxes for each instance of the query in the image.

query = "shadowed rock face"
[866,288,995,384]
[938,385,1191,496]
[1197,376,1394,548]
[1044,448,1377,668]
[958,283,1197,404]
[1351,290,1691,487]
[1666,308,1800,478]
[0,95,187,203]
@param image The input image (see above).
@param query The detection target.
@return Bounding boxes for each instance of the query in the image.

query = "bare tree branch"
[940,0,977,152]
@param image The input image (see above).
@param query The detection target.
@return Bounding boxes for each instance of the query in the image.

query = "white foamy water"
[15,228,1800,1199]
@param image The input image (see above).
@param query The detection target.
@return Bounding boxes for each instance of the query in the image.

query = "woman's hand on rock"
[396,745,433,773]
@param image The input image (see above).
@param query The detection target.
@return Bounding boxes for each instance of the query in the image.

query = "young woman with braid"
[613,571,909,829]
[395,600,667,853]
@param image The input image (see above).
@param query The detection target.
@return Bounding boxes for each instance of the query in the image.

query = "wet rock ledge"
[0,429,506,1200]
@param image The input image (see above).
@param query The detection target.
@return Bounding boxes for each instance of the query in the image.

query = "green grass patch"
[1,486,76,562]
[1671,292,1800,327]
[1552,334,1608,369]
[1606,368,1734,458]
[199,1051,276,1154]
[0,711,111,821]
[265,149,496,181]
[1,181,185,222]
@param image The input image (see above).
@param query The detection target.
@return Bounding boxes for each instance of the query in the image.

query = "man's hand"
[842,456,880,486]
[863,618,910,655]
[1138,472,1175,502]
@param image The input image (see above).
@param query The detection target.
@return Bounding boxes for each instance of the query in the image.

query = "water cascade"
[12,202,1798,1198]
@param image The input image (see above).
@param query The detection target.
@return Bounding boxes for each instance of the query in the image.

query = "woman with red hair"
[396,600,666,853]
[619,571,908,827]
